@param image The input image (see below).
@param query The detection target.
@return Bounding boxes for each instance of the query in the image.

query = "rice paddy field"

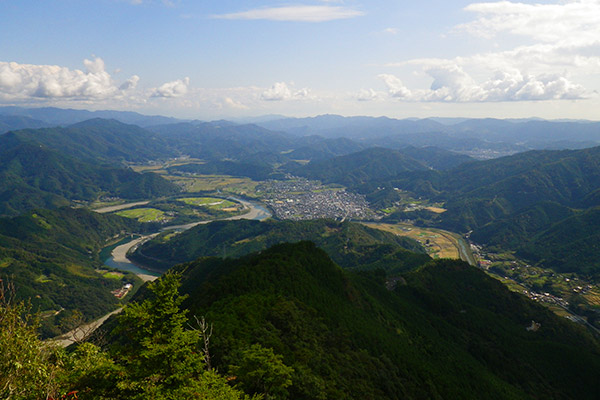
[362,222,462,259]
[116,207,167,223]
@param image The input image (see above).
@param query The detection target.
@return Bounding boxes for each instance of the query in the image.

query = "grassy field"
[178,197,237,210]
[584,288,600,307]
[116,207,167,222]
[167,175,259,196]
[363,222,461,259]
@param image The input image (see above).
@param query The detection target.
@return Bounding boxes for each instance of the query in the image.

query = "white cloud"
[213,6,363,22]
[151,77,190,97]
[378,74,412,99]
[378,68,585,103]
[223,97,249,110]
[0,58,137,100]
[261,82,311,101]
[119,75,140,91]
[458,0,600,43]
[380,0,598,103]
[356,88,382,101]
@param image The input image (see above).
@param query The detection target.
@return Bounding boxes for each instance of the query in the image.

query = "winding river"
[102,198,271,280]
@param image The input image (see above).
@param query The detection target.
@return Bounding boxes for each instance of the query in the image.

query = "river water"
[103,198,271,277]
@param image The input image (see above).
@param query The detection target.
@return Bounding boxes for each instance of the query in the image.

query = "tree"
[0,279,63,399]
[109,272,249,399]
[230,344,294,399]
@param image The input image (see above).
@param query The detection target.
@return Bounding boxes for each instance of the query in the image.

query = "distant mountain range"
[3,107,600,157]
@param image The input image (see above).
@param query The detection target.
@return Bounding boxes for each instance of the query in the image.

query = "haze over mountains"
[2,106,600,398]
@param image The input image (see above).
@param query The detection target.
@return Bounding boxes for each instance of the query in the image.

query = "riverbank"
[103,197,271,279]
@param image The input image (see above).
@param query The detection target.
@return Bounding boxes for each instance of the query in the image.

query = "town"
[258,178,372,221]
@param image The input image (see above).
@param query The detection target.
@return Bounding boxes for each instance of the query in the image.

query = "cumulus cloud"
[0,57,138,100]
[119,75,140,91]
[151,77,190,97]
[356,88,381,101]
[378,74,412,99]
[378,67,585,103]
[213,6,364,22]
[379,0,596,103]
[458,0,600,44]
[223,97,249,110]
[261,82,310,101]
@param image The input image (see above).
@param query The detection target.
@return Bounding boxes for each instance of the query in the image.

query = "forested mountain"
[148,121,295,160]
[258,114,600,151]
[130,219,428,273]
[168,241,600,399]
[257,114,445,138]
[286,137,366,161]
[167,160,275,181]
[0,106,184,128]
[0,114,48,133]
[294,147,430,187]
[0,141,179,217]
[291,146,472,187]
[0,207,146,337]
[339,145,600,275]
[6,118,176,163]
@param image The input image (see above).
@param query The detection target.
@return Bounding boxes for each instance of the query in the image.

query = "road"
[93,201,150,213]
[50,198,271,347]
[50,308,123,348]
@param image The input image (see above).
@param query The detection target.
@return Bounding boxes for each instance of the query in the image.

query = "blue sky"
[1,0,599,120]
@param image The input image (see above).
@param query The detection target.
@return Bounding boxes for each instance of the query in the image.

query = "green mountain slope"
[171,242,600,399]
[148,121,295,161]
[296,147,429,187]
[130,219,428,273]
[0,139,179,217]
[0,207,146,337]
[8,118,176,163]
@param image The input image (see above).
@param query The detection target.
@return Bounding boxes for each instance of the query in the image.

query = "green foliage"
[0,207,144,337]
[0,281,63,399]
[169,161,274,181]
[297,147,429,187]
[172,242,600,399]
[131,219,428,273]
[230,344,294,399]
[0,141,178,217]
[0,274,249,400]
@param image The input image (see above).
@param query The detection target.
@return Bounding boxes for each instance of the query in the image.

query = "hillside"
[148,121,295,161]
[295,147,429,187]
[0,141,179,217]
[0,207,146,337]
[7,118,176,163]
[130,219,428,273]
[171,242,600,399]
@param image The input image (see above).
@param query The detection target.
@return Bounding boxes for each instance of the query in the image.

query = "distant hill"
[361,146,600,275]
[287,137,366,161]
[168,241,600,399]
[167,160,275,181]
[257,114,445,138]
[7,118,176,163]
[130,219,428,273]
[0,106,185,127]
[0,207,146,337]
[294,147,430,187]
[0,136,179,216]
[148,121,295,160]
[0,114,48,134]
[258,114,600,155]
